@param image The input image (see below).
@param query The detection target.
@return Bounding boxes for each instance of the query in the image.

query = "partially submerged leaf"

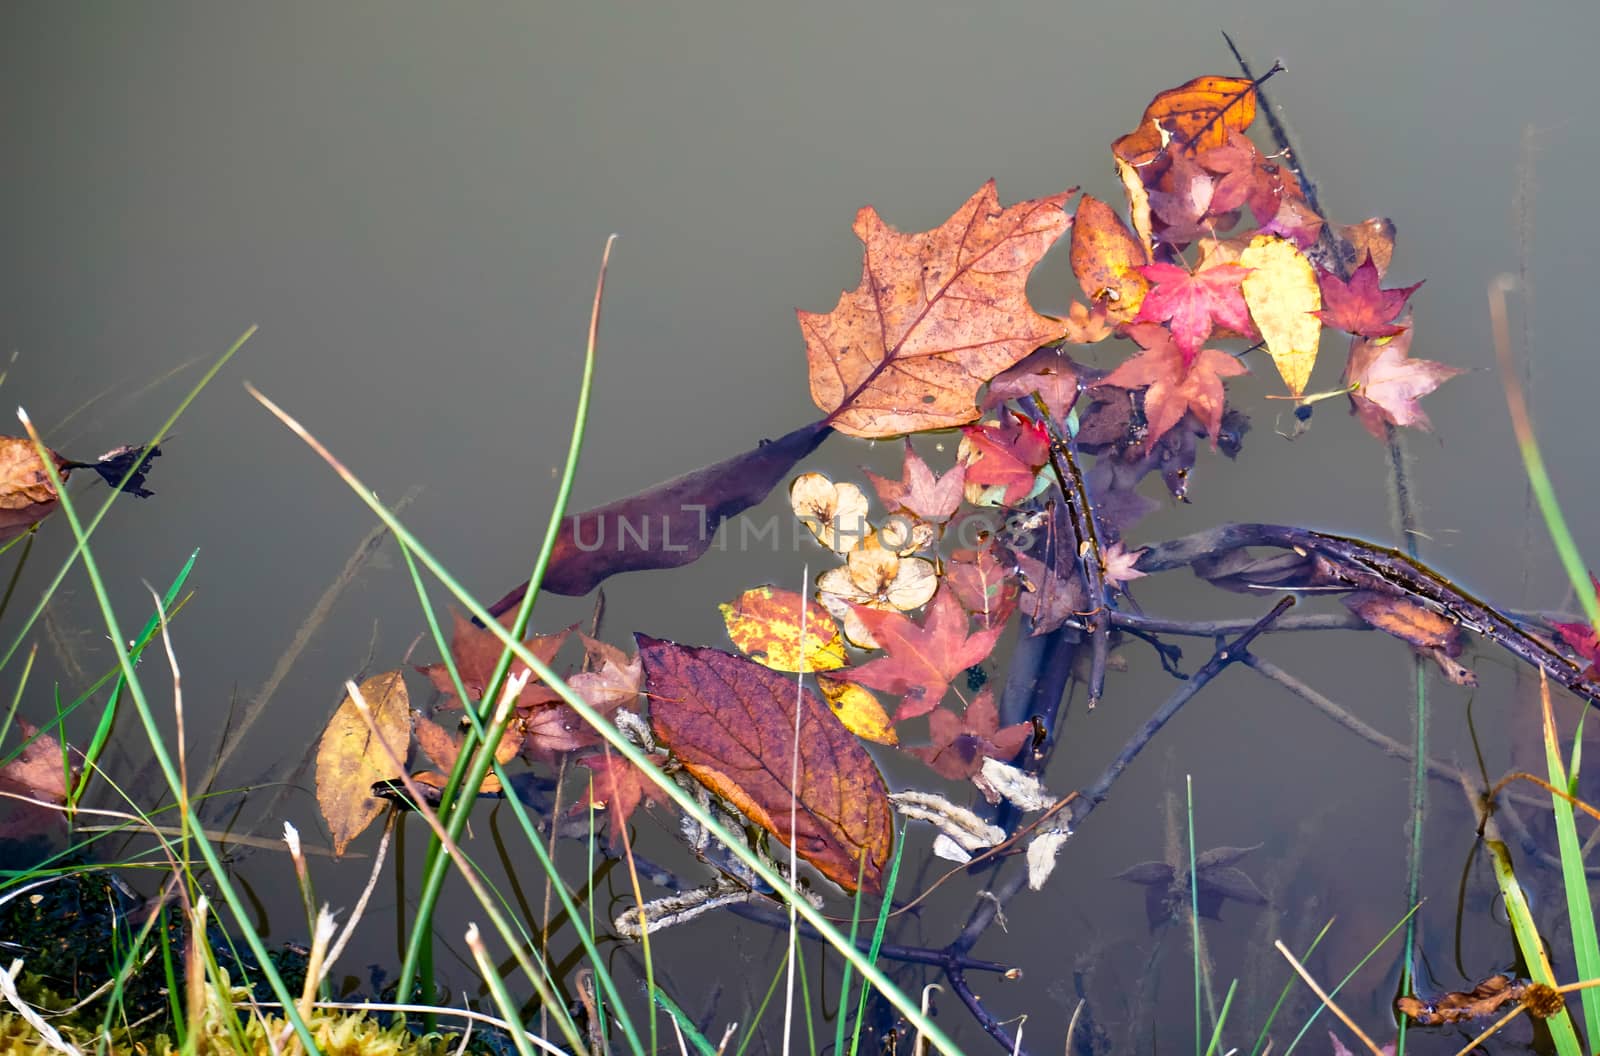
[0,720,72,839]
[800,180,1073,437]
[316,670,412,856]
[908,690,1030,781]
[1239,233,1322,397]
[638,636,894,893]
[417,612,567,711]
[720,586,848,673]
[487,420,831,615]
[573,748,673,850]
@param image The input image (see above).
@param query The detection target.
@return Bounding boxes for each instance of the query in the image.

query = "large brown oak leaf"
[799,180,1073,438]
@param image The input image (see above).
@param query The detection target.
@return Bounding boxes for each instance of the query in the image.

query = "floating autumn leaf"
[1094,322,1248,447]
[567,634,643,712]
[0,439,69,545]
[1147,155,1236,244]
[1343,325,1465,439]
[1112,75,1259,168]
[1314,254,1423,338]
[816,543,938,649]
[1338,217,1397,276]
[816,676,898,746]
[790,472,872,553]
[848,585,1005,720]
[1395,975,1528,1027]
[1135,259,1255,365]
[573,748,673,850]
[0,720,73,839]
[1069,194,1149,323]
[416,612,567,711]
[1199,130,1294,226]
[1114,157,1156,258]
[1549,574,1600,680]
[637,635,894,894]
[908,690,1031,781]
[316,669,411,856]
[487,420,830,615]
[800,180,1073,437]
[720,586,848,673]
[944,544,1020,631]
[984,346,1082,426]
[959,412,1051,506]
[863,441,965,523]
[1238,233,1322,398]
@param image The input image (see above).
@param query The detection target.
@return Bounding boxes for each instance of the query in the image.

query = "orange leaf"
[1112,75,1259,168]
[315,669,412,856]
[1069,194,1150,323]
[800,180,1073,438]
[639,635,894,893]
[0,438,68,545]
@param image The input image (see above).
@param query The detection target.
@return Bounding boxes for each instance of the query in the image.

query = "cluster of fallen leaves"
[311,73,1478,906]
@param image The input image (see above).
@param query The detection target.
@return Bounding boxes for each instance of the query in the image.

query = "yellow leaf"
[817,676,899,746]
[1240,234,1323,398]
[315,669,411,856]
[720,585,848,673]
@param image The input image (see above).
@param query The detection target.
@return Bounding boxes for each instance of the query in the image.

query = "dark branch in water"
[1136,522,1600,707]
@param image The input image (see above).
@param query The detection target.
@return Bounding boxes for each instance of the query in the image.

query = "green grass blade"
[653,986,719,1056]
[247,395,966,1054]
[397,541,642,1053]
[1249,916,1334,1056]
[1203,980,1238,1056]
[1487,838,1582,1056]
[17,408,322,1056]
[1539,677,1600,1047]
[397,241,608,1009]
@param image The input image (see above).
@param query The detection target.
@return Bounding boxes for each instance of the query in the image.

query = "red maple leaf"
[1135,260,1256,365]
[864,441,966,522]
[1095,323,1248,447]
[572,749,672,850]
[416,612,568,711]
[849,585,1004,719]
[908,690,1032,780]
[1551,575,1600,680]
[961,411,1051,505]
[1315,254,1423,338]
[1343,325,1464,439]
